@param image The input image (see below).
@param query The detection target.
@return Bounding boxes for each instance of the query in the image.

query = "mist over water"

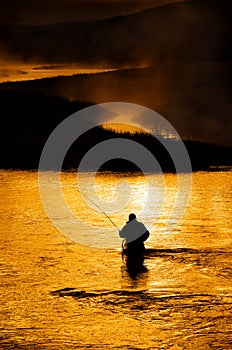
[0,62,117,83]
[0,170,231,349]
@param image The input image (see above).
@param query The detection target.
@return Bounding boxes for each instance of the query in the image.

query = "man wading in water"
[119,213,149,255]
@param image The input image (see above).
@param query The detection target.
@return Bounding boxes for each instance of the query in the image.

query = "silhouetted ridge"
[63,126,176,172]
[0,0,231,64]
[1,89,231,171]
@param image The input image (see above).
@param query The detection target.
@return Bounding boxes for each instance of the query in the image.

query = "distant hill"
[1,89,231,171]
[0,0,231,65]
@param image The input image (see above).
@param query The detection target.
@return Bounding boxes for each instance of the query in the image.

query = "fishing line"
[71,185,120,231]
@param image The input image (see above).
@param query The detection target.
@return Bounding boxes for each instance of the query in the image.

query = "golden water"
[0,170,232,349]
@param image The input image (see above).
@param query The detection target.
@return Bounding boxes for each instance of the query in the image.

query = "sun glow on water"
[1,170,232,349]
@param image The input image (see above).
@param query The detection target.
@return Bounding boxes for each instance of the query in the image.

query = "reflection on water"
[0,170,232,349]
[122,253,149,284]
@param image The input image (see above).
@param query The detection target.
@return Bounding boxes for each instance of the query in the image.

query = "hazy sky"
[0,0,185,24]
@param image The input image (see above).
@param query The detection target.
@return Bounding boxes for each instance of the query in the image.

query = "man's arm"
[141,230,149,242]
[138,223,149,242]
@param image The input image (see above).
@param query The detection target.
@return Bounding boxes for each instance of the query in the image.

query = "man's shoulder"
[136,220,146,227]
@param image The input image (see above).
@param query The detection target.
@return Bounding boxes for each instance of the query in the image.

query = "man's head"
[128,213,136,222]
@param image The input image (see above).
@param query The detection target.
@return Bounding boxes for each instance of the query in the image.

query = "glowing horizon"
[0,62,117,83]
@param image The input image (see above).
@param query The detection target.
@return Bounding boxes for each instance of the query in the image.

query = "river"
[0,170,231,349]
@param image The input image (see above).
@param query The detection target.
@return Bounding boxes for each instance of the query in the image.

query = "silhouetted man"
[119,213,149,254]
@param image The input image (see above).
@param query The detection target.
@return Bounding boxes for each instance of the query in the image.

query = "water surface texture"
[0,170,232,349]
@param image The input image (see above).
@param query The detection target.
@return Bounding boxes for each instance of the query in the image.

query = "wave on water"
[51,287,232,338]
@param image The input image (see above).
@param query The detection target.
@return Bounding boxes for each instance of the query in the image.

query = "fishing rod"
[71,185,120,232]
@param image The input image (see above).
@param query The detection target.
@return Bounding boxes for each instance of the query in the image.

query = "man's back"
[119,214,149,253]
